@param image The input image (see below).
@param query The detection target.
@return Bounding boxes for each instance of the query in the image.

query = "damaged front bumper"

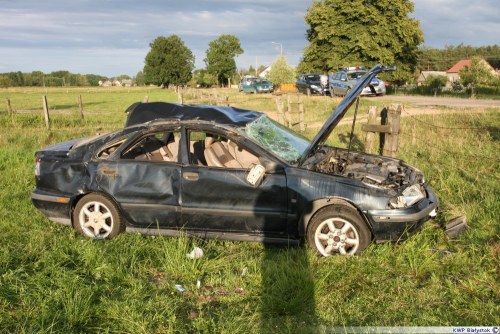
[31,189,73,226]
[366,185,438,241]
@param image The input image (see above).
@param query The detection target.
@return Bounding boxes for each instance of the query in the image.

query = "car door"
[95,127,182,229]
[180,128,289,237]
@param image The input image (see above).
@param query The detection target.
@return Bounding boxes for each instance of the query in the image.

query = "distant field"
[0,87,498,333]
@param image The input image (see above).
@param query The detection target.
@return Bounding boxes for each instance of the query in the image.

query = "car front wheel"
[307,205,371,256]
[73,193,124,239]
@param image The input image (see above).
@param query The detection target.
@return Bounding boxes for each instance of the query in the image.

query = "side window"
[188,131,259,169]
[97,138,127,159]
[121,130,181,162]
[334,72,341,80]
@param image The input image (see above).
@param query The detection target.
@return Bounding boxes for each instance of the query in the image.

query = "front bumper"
[361,84,386,96]
[31,189,73,226]
[366,185,438,241]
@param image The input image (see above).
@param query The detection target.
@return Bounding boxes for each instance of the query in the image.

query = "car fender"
[298,197,374,237]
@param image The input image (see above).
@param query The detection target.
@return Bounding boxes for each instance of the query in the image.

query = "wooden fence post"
[364,106,378,154]
[42,96,51,130]
[6,98,13,115]
[298,94,305,131]
[77,95,84,119]
[285,94,293,127]
[275,95,285,124]
[143,95,149,103]
[384,104,401,157]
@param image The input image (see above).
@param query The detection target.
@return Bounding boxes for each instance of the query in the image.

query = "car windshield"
[348,71,366,80]
[241,115,310,164]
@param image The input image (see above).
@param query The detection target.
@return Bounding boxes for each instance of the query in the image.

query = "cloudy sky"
[0,0,498,77]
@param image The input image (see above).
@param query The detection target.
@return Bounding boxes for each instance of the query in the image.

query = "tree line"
[1,0,498,89]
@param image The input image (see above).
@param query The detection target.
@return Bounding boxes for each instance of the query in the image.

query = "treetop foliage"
[143,35,195,87]
[267,55,296,87]
[204,34,243,86]
[299,0,423,84]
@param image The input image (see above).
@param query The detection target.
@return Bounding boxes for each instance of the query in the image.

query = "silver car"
[329,68,386,96]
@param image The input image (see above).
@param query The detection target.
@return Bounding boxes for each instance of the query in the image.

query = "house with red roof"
[446,59,496,83]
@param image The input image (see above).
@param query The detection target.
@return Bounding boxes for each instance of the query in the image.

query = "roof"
[447,60,472,73]
[124,102,262,128]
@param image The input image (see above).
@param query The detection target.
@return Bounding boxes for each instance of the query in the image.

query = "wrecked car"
[31,64,438,256]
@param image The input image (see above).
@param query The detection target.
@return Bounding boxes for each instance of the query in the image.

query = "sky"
[0,0,499,77]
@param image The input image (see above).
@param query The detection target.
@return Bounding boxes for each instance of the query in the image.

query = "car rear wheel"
[73,193,123,239]
[307,204,371,256]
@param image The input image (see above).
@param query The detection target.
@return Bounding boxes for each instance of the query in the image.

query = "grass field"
[0,87,498,333]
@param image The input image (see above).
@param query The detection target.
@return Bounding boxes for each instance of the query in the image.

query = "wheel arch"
[298,197,374,237]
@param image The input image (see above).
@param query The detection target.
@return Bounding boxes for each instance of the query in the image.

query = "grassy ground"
[0,87,498,333]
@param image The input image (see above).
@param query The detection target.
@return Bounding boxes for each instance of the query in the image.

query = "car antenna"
[346,96,360,165]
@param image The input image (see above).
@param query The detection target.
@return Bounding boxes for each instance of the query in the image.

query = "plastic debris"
[186,247,203,259]
[175,284,186,293]
[196,280,201,289]
[445,216,468,239]
[241,267,248,277]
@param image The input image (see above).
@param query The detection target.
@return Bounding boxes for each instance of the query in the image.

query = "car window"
[121,130,181,162]
[97,138,127,159]
[334,72,342,80]
[348,71,366,80]
[188,130,259,169]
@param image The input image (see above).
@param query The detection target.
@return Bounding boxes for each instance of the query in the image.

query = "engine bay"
[304,147,424,189]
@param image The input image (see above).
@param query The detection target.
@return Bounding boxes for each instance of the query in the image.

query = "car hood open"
[298,64,395,166]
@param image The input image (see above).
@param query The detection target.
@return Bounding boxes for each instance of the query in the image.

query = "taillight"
[35,158,40,177]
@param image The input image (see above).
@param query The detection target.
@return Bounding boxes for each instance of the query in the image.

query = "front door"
[180,129,288,237]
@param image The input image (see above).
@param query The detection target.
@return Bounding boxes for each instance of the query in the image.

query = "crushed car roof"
[124,102,262,128]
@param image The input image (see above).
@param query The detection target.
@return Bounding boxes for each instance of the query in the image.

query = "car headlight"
[311,85,319,89]
[389,184,425,208]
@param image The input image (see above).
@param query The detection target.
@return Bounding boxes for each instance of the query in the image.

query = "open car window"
[121,130,181,162]
[188,130,259,169]
[97,138,127,159]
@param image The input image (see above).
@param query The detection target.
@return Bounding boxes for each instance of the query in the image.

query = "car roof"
[124,102,263,128]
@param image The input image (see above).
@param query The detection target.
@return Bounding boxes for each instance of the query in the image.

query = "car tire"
[73,193,124,239]
[307,204,371,256]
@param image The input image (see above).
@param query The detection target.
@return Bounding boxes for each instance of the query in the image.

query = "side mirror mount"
[259,158,284,173]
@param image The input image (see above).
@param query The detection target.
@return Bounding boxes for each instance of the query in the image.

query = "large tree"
[204,34,243,86]
[143,35,195,87]
[298,0,423,84]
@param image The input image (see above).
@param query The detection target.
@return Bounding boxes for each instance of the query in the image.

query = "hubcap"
[314,218,360,256]
[79,201,113,238]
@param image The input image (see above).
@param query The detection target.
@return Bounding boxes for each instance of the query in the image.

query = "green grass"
[0,87,498,333]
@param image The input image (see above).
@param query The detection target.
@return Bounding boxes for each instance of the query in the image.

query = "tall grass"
[0,87,498,333]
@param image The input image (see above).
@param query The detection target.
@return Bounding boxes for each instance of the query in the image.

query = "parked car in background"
[240,77,274,94]
[296,74,329,96]
[238,75,257,91]
[329,67,386,96]
[32,64,438,256]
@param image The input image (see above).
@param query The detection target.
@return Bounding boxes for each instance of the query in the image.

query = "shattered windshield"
[242,115,310,164]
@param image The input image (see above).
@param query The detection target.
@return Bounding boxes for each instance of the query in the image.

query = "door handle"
[183,172,199,181]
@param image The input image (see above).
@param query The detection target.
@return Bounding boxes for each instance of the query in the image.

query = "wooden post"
[42,96,51,130]
[365,106,378,154]
[6,98,13,114]
[143,95,149,103]
[385,104,401,158]
[286,94,293,127]
[379,107,388,155]
[298,94,305,131]
[77,95,84,119]
[225,95,230,107]
[275,95,285,124]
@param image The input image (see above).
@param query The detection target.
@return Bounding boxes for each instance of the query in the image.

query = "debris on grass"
[187,246,203,259]
[175,284,186,293]
[445,215,468,239]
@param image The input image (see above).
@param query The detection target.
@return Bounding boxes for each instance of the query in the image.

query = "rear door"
[96,127,182,228]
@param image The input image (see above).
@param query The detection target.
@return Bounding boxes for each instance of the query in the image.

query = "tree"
[424,74,448,96]
[267,55,296,88]
[134,71,145,86]
[144,35,195,87]
[299,0,423,84]
[204,34,243,87]
[459,57,496,96]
